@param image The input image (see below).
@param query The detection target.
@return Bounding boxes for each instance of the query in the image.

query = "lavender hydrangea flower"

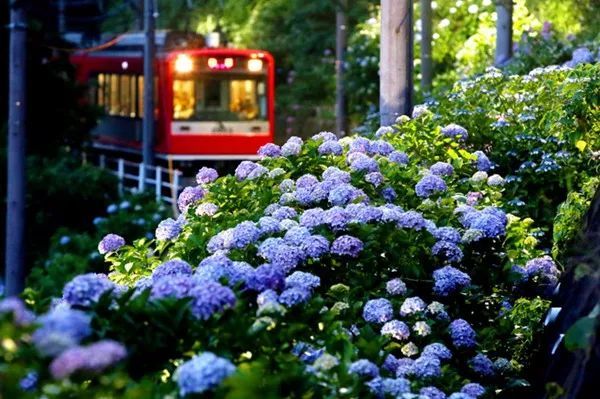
[246,164,269,180]
[349,359,380,378]
[375,126,394,138]
[395,358,415,377]
[349,137,371,153]
[381,186,397,202]
[247,264,285,291]
[328,183,364,206]
[415,174,447,198]
[473,151,493,171]
[400,297,427,316]
[281,141,302,156]
[188,280,236,320]
[32,307,92,357]
[196,202,219,217]
[272,206,298,220]
[324,207,351,230]
[174,352,236,395]
[386,278,407,296]
[349,153,379,173]
[155,218,183,241]
[347,203,383,223]
[433,266,471,296]
[430,162,454,176]
[461,383,485,398]
[196,167,218,184]
[50,340,127,379]
[523,255,561,295]
[448,394,475,399]
[397,211,427,230]
[98,233,125,254]
[331,235,364,257]
[231,221,261,248]
[62,273,115,307]
[0,297,35,326]
[299,208,324,228]
[235,161,259,180]
[433,227,461,244]
[420,386,447,399]
[318,140,343,155]
[381,320,411,340]
[312,131,338,141]
[152,259,192,281]
[363,298,394,324]
[422,343,452,360]
[413,355,441,378]
[370,140,395,156]
[283,226,310,246]
[388,151,409,165]
[301,235,330,259]
[258,143,281,158]
[278,287,311,307]
[366,172,385,187]
[151,274,196,299]
[449,319,477,349]
[470,353,495,377]
[441,123,468,141]
[257,216,280,235]
[178,186,206,212]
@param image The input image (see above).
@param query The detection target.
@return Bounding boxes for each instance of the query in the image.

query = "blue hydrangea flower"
[264,203,281,216]
[292,342,324,364]
[32,307,92,357]
[375,126,394,137]
[235,161,259,180]
[188,280,236,320]
[395,358,415,377]
[433,266,471,296]
[230,221,260,249]
[430,162,454,176]
[449,319,477,349]
[278,287,311,307]
[152,259,192,281]
[272,206,298,220]
[318,140,343,155]
[432,227,461,244]
[155,218,183,241]
[420,386,447,399]
[98,234,125,254]
[422,343,452,360]
[441,123,468,141]
[413,355,441,378]
[49,339,127,379]
[369,140,395,156]
[322,167,351,183]
[283,226,311,246]
[299,208,324,228]
[468,212,506,238]
[285,271,321,291]
[331,235,364,257]
[382,354,400,373]
[323,207,351,230]
[266,243,303,272]
[367,377,411,397]
[151,275,196,300]
[246,164,268,180]
[415,174,447,198]
[384,278,406,297]
[349,359,380,378]
[427,301,449,321]
[523,255,561,295]
[227,261,254,286]
[62,273,115,307]
[381,320,411,340]
[281,141,302,156]
[363,298,394,324]
[296,174,319,189]
[473,151,493,171]
[388,151,409,165]
[349,153,379,173]
[461,383,485,398]
[346,203,382,223]
[196,167,218,184]
[178,186,206,212]
[258,216,281,235]
[470,353,495,377]
[399,297,427,316]
[312,131,338,141]
[174,352,236,396]
[195,253,232,281]
[349,137,372,153]
[257,289,279,306]
[258,143,281,158]
[487,174,505,186]
[247,264,285,291]
[397,211,427,230]
[196,202,219,217]
[381,186,398,202]
[328,183,364,206]
[301,235,330,259]
[379,204,404,223]
[448,394,475,399]
[19,371,38,391]
[366,172,385,187]
[412,104,429,118]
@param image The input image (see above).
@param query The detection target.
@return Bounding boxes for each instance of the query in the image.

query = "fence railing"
[90,154,183,208]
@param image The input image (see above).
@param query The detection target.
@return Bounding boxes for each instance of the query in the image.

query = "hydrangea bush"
[1,63,598,398]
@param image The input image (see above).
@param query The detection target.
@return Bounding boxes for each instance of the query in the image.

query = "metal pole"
[58,0,66,34]
[5,2,27,296]
[380,0,413,126]
[495,0,513,66]
[419,0,433,93]
[142,0,156,190]
[335,0,348,136]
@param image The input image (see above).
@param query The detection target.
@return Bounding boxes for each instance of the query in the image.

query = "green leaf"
[564,316,597,351]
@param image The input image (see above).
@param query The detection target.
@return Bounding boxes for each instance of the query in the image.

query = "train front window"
[173,75,267,121]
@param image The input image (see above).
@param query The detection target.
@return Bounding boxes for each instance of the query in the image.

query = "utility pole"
[380,0,413,126]
[58,0,66,34]
[495,0,513,66]
[5,1,27,296]
[335,0,348,136]
[419,0,432,93]
[142,0,156,188]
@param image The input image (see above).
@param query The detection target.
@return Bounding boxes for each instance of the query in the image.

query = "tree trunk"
[495,0,513,66]
[5,2,27,296]
[380,0,413,126]
[142,0,156,189]
[419,0,432,93]
[335,0,348,136]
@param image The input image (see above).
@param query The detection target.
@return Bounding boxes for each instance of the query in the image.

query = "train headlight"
[247,58,263,72]
[174,54,194,73]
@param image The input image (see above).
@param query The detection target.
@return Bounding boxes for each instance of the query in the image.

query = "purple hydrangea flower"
[196,202,219,217]
[49,339,127,379]
[0,297,35,326]
[415,174,447,198]
[272,206,298,220]
[433,266,471,296]
[370,140,395,156]
[422,343,452,360]
[386,278,407,296]
[285,271,320,290]
[231,221,261,248]
[281,141,302,156]
[382,354,400,373]
[461,383,485,398]
[246,164,268,180]
[469,212,506,238]
[388,151,409,165]
[366,172,385,187]
[441,123,468,141]
[299,208,325,228]
[312,131,338,141]
[349,359,379,378]
[399,297,427,316]
[258,143,281,158]
[367,377,411,397]
[62,273,115,307]
[397,211,427,230]
[155,218,183,241]
[19,371,38,391]
[381,187,397,202]
[331,235,364,257]
[235,161,259,180]
[322,167,351,183]
[395,358,415,377]
[323,207,351,230]
[296,174,319,189]
[318,140,343,155]
[284,226,311,246]
[420,386,447,399]
[178,186,206,212]
[247,264,285,291]
[152,259,192,281]
[174,352,236,395]
[432,241,464,263]
[523,255,561,295]
[474,151,493,171]
[279,179,295,193]
[301,235,330,259]
[258,216,281,235]
[98,234,125,254]
[449,319,477,349]
[381,320,411,340]
[349,137,371,153]
[278,287,311,306]
[32,308,92,357]
[430,162,454,176]
[433,227,461,244]
[363,298,394,324]
[470,353,495,377]
[188,280,236,320]
[151,275,196,299]
[413,355,441,378]
[196,167,218,184]
[328,183,363,206]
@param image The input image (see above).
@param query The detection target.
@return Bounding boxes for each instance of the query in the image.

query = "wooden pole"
[5,1,27,296]
[380,0,413,126]
[419,0,433,93]
[335,0,348,136]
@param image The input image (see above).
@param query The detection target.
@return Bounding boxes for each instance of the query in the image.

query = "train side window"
[129,75,137,117]
[120,75,131,117]
[109,74,120,116]
[173,79,195,119]
[97,74,105,109]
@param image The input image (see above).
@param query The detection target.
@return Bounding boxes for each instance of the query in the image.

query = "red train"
[71,32,275,161]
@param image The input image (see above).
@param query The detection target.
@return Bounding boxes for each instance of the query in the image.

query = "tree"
[419,0,432,93]
[495,0,513,66]
[380,0,413,126]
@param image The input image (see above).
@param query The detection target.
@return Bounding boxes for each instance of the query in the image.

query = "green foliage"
[507,297,551,366]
